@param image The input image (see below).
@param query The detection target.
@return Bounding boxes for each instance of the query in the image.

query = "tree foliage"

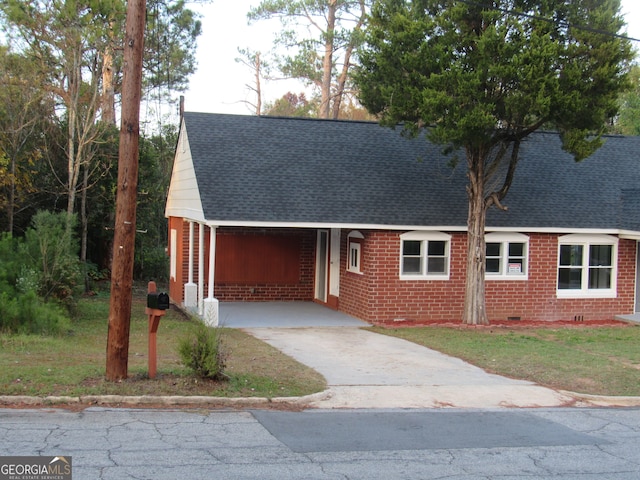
[264,92,315,117]
[144,0,202,103]
[0,46,54,235]
[355,0,633,324]
[614,64,640,135]
[0,0,200,287]
[248,0,370,119]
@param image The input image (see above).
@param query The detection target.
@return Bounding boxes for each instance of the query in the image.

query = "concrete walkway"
[246,327,576,409]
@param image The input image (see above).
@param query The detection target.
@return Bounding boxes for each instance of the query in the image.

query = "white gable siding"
[165,123,206,222]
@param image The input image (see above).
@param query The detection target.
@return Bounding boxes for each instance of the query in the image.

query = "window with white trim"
[347,231,364,274]
[557,234,617,298]
[485,232,528,279]
[400,231,451,280]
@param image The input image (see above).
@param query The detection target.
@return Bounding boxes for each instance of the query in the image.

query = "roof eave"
[167,218,640,237]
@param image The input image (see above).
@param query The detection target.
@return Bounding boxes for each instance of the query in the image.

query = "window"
[348,242,361,273]
[170,229,177,281]
[485,232,528,279]
[347,231,364,274]
[557,234,617,298]
[400,231,451,280]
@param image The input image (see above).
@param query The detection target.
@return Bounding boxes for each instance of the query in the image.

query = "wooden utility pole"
[106,0,146,381]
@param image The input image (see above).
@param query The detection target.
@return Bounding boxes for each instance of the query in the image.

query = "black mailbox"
[147,292,170,310]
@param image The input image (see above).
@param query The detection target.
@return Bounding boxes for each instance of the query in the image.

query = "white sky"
[181,0,640,116]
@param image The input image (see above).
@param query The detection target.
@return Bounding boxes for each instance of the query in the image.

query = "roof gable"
[165,120,205,222]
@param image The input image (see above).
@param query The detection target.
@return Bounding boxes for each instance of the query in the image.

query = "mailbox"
[147,292,170,310]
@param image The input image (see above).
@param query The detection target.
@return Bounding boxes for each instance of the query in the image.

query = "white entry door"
[315,230,329,302]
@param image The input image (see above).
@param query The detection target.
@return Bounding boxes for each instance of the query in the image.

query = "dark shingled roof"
[184,112,640,232]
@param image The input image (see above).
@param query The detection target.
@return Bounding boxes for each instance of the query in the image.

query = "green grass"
[5,290,640,399]
[369,325,640,396]
[0,291,326,399]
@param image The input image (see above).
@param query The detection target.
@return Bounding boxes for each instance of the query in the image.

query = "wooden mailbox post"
[145,281,169,379]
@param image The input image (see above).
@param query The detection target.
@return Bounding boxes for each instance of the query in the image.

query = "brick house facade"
[165,112,640,325]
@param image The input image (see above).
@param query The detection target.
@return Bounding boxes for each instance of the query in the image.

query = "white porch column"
[198,222,205,316]
[183,221,197,312]
[203,224,219,326]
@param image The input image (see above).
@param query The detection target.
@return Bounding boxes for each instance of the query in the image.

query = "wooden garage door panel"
[216,235,301,284]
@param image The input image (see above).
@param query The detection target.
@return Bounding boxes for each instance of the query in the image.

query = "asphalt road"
[2,406,640,479]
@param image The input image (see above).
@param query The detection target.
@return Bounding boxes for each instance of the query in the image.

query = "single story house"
[165,111,640,326]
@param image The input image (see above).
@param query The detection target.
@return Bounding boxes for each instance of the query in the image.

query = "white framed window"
[400,231,451,280]
[347,231,364,274]
[557,234,617,298]
[170,229,177,281]
[485,232,528,280]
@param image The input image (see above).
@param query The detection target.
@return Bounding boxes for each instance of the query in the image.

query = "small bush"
[134,245,169,282]
[178,323,226,380]
[0,291,71,335]
[21,211,82,305]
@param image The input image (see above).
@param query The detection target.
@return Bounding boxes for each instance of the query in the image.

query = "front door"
[315,230,329,302]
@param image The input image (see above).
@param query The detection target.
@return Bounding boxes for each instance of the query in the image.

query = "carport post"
[203,224,219,326]
[198,222,204,316]
[184,221,197,312]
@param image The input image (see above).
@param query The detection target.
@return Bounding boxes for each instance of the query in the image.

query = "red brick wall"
[169,220,315,303]
[338,230,637,324]
[214,227,315,301]
[168,217,185,303]
[170,220,637,322]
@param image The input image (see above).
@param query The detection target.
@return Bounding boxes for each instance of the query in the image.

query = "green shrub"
[0,291,71,335]
[0,233,19,295]
[134,244,169,282]
[178,323,227,380]
[0,217,75,335]
[21,211,82,305]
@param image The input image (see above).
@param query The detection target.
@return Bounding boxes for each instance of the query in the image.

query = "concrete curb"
[0,390,332,408]
[1,389,639,409]
[560,391,640,407]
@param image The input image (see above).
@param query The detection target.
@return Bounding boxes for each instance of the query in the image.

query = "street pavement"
[2,406,640,479]
[3,310,640,478]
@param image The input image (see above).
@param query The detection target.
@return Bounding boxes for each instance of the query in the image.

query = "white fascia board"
[198,220,470,231]
[195,221,637,238]
[484,226,623,235]
[619,230,640,240]
[165,208,206,223]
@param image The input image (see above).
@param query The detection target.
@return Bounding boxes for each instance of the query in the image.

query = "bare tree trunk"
[8,154,15,235]
[331,0,367,120]
[80,164,89,292]
[254,52,262,115]
[102,42,116,125]
[332,56,349,119]
[66,44,82,233]
[319,0,337,119]
[106,0,146,381]
[463,148,489,325]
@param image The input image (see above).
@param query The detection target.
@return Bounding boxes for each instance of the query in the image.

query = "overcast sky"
[179,0,640,116]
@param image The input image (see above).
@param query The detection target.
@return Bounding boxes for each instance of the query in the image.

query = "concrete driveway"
[221,302,574,409]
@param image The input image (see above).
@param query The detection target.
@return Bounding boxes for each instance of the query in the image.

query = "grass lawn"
[0,291,326,399]
[3,289,640,400]
[369,324,640,396]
